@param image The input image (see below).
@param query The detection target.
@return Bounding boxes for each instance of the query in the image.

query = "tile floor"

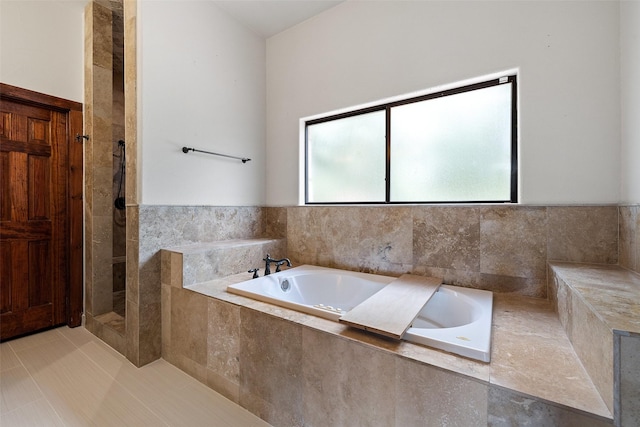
[0,326,271,426]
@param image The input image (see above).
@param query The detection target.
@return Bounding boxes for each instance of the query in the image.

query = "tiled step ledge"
[162,264,613,425]
[161,238,286,288]
[549,262,640,425]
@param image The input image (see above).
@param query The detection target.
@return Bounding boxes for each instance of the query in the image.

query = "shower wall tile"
[547,206,618,264]
[90,1,113,69]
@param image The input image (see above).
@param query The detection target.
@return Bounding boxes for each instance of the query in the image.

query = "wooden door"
[0,84,83,341]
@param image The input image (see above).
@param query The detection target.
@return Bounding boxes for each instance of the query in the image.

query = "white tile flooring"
[0,326,271,426]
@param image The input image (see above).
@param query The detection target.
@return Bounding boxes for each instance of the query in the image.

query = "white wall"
[620,0,640,204]
[0,0,85,103]
[139,0,265,205]
[266,1,621,205]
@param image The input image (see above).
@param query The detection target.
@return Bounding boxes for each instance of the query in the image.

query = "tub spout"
[263,254,292,275]
[275,258,292,273]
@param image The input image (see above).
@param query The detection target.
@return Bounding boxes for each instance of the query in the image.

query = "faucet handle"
[248,268,260,279]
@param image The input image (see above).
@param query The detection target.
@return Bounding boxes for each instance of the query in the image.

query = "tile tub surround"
[162,269,612,426]
[284,205,619,299]
[549,262,640,419]
[114,203,619,367]
[124,205,272,366]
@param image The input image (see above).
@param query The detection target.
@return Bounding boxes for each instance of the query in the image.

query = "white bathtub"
[226,265,493,362]
[403,286,493,362]
[226,265,395,321]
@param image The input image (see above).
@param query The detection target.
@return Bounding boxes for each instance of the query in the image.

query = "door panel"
[0,99,63,340]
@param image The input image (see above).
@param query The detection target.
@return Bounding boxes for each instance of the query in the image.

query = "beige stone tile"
[161,283,172,358]
[90,1,113,69]
[265,206,287,238]
[301,327,396,426]
[395,340,490,382]
[207,368,240,404]
[125,298,140,365]
[171,288,208,366]
[207,299,240,387]
[0,366,43,413]
[0,398,65,427]
[569,292,614,413]
[0,342,21,373]
[619,205,639,273]
[170,251,183,287]
[547,206,618,264]
[490,295,611,418]
[413,206,481,271]
[396,357,488,426]
[479,272,546,298]
[287,206,412,273]
[488,386,613,426]
[480,206,547,293]
[138,301,162,366]
[239,307,303,426]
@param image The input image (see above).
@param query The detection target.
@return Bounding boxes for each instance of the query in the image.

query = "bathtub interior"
[403,286,493,362]
[226,265,395,320]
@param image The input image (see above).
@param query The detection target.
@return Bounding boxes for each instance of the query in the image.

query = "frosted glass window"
[304,76,517,204]
[390,84,512,202]
[307,110,386,203]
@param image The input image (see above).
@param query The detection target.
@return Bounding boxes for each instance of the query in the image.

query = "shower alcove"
[84,0,127,351]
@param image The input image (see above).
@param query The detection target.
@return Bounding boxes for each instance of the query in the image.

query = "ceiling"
[212,0,344,38]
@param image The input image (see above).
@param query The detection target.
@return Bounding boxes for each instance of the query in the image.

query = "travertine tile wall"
[84,1,119,348]
[162,277,613,426]
[620,205,640,274]
[280,205,618,298]
[124,204,617,366]
[133,206,269,365]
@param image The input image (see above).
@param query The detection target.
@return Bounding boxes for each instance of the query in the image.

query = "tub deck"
[187,271,612,423]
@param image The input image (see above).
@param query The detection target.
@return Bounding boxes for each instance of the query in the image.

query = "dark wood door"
[0,84,83,340]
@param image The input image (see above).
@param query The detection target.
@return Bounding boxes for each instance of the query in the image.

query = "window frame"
[304,75,518,205]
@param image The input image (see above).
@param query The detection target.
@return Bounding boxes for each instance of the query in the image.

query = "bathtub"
[226,265,395,321]
[403,286,493,362]
[226,265,493,362]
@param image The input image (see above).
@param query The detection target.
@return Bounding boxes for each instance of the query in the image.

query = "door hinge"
[75,134,89,143]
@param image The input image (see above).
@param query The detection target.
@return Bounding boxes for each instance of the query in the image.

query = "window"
[305,75,517,204]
